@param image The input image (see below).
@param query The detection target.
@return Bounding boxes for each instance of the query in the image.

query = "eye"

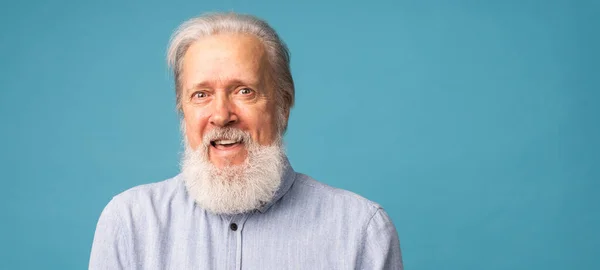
[191,91,207,99]
[239,88,254,95]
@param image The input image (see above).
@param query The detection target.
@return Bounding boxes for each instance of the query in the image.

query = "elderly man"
[90,12,403,269]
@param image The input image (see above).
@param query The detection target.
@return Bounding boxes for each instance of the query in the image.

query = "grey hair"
[167,12,294,133]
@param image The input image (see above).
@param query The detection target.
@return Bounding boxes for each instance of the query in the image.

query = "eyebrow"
[185,79,261,93]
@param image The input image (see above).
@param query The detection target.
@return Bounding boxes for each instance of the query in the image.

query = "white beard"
[181,127,285,215]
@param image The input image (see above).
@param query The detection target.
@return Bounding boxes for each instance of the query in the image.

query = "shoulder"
[100,175,184,219]
[293,172,382,208]
[288,172,384,221]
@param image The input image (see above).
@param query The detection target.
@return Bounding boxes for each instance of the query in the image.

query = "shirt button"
[230,223,238,231]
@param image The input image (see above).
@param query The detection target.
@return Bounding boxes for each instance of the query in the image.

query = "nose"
[209,94,238,127]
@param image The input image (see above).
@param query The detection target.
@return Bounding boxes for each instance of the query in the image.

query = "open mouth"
[210,139,243,150]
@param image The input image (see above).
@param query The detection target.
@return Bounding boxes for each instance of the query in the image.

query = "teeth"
[214,139,239,145]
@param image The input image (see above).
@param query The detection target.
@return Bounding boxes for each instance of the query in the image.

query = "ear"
[278,106,291,135]
[284,106,291,123]
[179,118,187,134]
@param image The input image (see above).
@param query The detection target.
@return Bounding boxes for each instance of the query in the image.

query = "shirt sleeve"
[89,197,131,270]
[359,208,403,270]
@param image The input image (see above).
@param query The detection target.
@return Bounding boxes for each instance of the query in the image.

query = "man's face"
[180,33,280,168]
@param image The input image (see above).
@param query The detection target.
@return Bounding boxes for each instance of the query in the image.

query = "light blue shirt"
[89,159,403,269]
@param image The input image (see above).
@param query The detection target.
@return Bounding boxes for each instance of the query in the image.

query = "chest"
[135,214,363,270]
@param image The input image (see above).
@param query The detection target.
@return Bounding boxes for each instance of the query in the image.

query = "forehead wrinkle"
[192,67,266,93]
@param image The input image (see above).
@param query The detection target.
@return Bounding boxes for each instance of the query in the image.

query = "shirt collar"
[256,156,296,213]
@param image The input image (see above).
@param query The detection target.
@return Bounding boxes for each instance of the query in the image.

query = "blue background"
[1,0,598,269]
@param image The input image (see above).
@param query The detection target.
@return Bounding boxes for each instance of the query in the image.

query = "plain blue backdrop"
[1,0,598,269]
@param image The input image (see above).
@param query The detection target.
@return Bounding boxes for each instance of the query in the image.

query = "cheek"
[241,107,278,144]
[183,108,209,149]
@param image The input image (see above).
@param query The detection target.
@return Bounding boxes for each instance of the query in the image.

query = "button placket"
[231,213,252,270]
[224,214,243,270]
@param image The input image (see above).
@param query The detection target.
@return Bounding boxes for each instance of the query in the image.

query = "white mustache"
[202,128,253,147]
